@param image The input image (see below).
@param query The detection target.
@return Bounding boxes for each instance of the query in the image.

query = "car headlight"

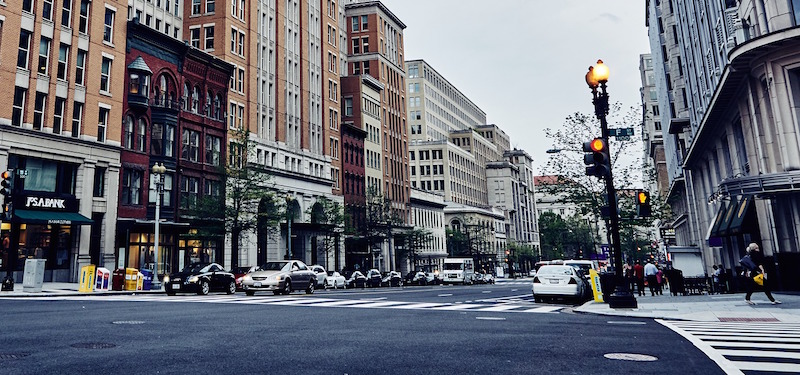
[188,276,199,283]
[243,275,252,282]
[163,276,170,283]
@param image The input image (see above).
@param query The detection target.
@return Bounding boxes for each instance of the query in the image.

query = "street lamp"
[151,162,167,291]
[585,59,636,308]
[285,195,293,260]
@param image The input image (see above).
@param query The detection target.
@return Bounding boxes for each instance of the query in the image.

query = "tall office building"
[0,0,128,281]
[344,1,409,224]
[127,0,183,38]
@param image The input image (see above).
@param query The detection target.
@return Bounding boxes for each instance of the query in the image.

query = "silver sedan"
[241,260,316,296]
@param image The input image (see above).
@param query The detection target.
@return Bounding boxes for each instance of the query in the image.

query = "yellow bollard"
[589,269,604,303]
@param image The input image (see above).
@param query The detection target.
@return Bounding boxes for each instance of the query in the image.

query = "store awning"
[717,196,740,237]
[727,195,754,235]
[708,199,732,238]
[13,210,93,225]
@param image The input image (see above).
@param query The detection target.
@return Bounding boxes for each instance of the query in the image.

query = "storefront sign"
[26,197,67,209]
[14,194,78,211]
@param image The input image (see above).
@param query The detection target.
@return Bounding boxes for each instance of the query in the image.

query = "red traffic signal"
[583,138,610,178]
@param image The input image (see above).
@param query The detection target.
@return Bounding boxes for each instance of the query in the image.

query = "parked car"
[532,265,587,303]
[164,262,236,296]
[381,271,403,287]
[412,271,435,286]
[310,265,327,287]
[324,271,346,289]
[474,273,496,284]
[231,265,259,291]
[483,273,495,284]
[241,260,316,296]
[346,271,367,288]
[365,269,383,287]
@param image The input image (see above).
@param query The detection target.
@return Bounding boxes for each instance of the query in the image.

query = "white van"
[563,260,597,276]
[442,258,475,284]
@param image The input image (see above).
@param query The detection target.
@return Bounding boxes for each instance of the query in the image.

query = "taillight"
[568,278,577,285]
[533,277,540,283]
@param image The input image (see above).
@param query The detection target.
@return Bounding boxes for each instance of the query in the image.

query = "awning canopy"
[718,196,741,237]
[727,195,754,235]
[708,199,732,238]
[13,210,93,225]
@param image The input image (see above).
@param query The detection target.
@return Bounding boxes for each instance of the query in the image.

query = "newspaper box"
[112,268,125,291]
[22,259,46,292]
[136,271,144,290]
[78,265,96,293]
[124,268,139,291]
[95,267,111,291]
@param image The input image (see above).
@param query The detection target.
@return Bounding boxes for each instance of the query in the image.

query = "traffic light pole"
[591,82,637,308]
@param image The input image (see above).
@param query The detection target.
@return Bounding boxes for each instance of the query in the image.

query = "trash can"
[665,269,685,296]
[23,259,46,293]
[125,268,139,291]
[140,269,152,291]
[598,272,617,302]
[112,268,125,291]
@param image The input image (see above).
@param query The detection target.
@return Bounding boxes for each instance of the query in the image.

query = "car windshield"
[327,271,337,276]
[537,266,574,276]
[181,263,210,273]
[567,264,592,274]
[443,263,463,270]
[261,262,289,271]
[231,267,252,274]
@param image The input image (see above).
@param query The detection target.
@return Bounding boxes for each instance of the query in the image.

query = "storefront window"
[15,224,71,270]
[127,231,173,274]
[180,238,218,266]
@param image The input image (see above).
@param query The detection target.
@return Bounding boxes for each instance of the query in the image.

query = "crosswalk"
[658,319,800,374]
[4,294,564,314]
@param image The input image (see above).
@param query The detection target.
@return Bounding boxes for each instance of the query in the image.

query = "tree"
[395,227,433,273]
[538,212,567,260]
[308,196,346,269]
[363,186,403,269]
[188,126,283,270]
[445,220,495,270]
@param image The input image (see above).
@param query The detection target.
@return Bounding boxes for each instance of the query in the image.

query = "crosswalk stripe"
[731,361,800,373]
[391,302,448,309]
[716,350,800,360]
[696,335,800,343]
[431,304,484,311]
[309,300,365,307]
[707,341,800,350]
[686,330,800,338]
[522,306,562,313]
[352,301,408,308]
[474,304,524,312]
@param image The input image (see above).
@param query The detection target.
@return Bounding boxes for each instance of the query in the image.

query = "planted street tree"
[308,196,346,270]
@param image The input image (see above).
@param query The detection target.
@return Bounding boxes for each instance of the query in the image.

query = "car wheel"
[534,295,542,303]
[166,290,176,296]
[197,280,209,295]
[245,290,255,296]
[306,280,315,294]
[282,280,292,295]
[273,290,282,295]
[226,281,236,295]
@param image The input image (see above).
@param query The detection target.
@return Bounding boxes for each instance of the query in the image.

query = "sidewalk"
[575,292,800,322]
[0,282,164,297]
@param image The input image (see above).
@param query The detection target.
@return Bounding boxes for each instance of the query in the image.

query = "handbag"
[753,273,764,286]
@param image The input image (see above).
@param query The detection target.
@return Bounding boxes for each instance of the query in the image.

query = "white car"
[310,265,327,286]
[532,265,587,303]
[324,271,346,289]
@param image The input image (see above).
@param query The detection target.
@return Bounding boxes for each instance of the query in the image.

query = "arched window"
[182,82,189,110]
[205,90,212,116]
[137,118,147,152]
[124,115,135,149]
[157,75,168,106]
[192,86,199,113]
[214,94,221,119]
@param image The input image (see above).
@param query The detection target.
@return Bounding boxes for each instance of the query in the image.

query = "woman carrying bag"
[742,243,781,305]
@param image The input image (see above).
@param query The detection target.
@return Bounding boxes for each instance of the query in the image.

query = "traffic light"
[1,170,13,220]
[636,191,651,217]
[583,138,610,178]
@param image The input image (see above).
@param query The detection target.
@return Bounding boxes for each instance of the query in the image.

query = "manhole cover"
[112,321,145,325]
[70,343,117,349]
[604,353,658,362]
[0,353,31,360]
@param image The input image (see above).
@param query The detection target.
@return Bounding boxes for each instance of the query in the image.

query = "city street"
[0,282,727,374]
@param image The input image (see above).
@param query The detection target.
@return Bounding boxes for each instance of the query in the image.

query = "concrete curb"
[0,290,165,298]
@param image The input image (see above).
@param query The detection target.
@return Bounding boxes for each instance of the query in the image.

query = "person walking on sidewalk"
[633,260,645,296]
[743,243,781,305]
[644,260,659,296]
[655,265,664,295]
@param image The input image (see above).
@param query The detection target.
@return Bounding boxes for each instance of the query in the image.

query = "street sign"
[660,228,676,239]
[608,128,634,138]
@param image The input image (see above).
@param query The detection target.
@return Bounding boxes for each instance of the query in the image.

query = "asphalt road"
[0,283,725,374]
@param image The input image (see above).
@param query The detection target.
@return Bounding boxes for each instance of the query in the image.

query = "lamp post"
[585,59,636,308]
[285,195,293,260]
[151,162,167,291]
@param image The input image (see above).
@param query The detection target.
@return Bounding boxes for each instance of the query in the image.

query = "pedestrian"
[718,264,727,293]
[655,266,664,295]
[743,243,781,305]
[712,265,721,294]
[633,260,645,296]
[623,261,635,293]
[644,260,659,296]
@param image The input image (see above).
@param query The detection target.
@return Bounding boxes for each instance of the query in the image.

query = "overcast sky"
[380,0,650,173]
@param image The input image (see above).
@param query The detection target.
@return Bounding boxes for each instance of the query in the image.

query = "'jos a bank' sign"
[26,197,66,209]
[15,194,78,211]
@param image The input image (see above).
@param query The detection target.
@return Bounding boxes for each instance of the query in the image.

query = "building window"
[352,38,360,54]
[361,15,368,30]
[237,31,244,55]
[206,0,214,13]
[33,93,47,130]
[57,44,69,80]
[93,167,106,197]
[229,102,236,128]
[180,176,199,209]
[100,57,112,92]
[181,128,200,162]
[192,0,200,15]
[71,101,82,136]
[344,97,352,116]
[53,97,66,134]
[204,26,214,50]
[189,28,200,48]
[362,37,369,53]
[103,8,115,43]
[351,16,359,32]
[75,49,87,85]
[329,137,339,159]
[122,169,142,205]
[78,0,89,33]
[205,135,221,166]
[150,173,173,206]
[43,0,54,21]
[329,108,338,130]
[123,115,134,149]
[23,0,33,13]
[37,37,51,75]
[61,0,73,27]
[137,118,147,152]
[12,87,26,126]
[98,107,108,142]
[191,86,199,112]
[17,30,31,70]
